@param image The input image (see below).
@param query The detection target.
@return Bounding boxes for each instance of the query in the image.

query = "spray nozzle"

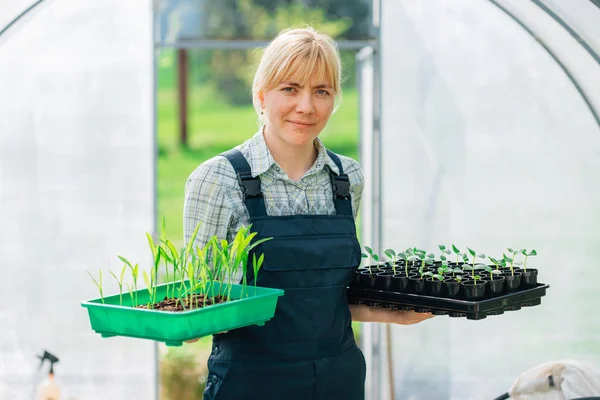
[37,350,59,375]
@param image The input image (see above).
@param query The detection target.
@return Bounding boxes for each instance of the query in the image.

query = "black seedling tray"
[347,283,549,320]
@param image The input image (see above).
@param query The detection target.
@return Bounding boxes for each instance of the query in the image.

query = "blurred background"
[1,0,599,399]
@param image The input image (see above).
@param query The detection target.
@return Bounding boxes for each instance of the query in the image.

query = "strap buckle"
[332,174,350,199]
[237,172,262,198]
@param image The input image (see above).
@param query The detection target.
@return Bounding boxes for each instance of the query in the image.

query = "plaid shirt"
[183,130,364,273]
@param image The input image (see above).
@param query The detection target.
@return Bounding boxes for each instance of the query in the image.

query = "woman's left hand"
[378,309,435,325]
[350,304,435,325]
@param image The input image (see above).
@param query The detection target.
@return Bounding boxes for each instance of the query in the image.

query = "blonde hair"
[252,27,343,121]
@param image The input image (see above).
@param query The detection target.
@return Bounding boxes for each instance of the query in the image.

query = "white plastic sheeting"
[0,1,156,399]
[376,0,600,399]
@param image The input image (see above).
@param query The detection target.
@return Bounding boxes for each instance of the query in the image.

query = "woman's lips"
[288,120,316,128]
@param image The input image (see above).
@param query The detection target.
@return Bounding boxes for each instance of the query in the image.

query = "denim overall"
[202,149,365,400]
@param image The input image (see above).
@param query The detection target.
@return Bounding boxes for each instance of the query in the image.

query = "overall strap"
[326,150,353,216]
[221,149,268,217]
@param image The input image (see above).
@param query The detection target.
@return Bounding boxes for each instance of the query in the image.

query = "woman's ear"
[257,91,264,107]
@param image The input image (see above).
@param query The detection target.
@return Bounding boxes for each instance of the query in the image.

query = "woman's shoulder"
[325,151,363,179]
[186,154,239,189]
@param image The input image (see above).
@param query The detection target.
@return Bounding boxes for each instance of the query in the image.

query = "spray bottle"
[36,350,60,400]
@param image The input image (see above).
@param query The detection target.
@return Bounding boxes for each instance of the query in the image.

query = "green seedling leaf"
[467,247,476,257]
[438,245,446,251]
[452,244,460,254]
[118,255,133,270]
[364,246,373,255]
[384,249,396,261]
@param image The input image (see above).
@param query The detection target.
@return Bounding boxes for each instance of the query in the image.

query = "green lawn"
[157,85,360,244]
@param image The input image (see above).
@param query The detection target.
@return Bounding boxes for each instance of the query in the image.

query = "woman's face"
[259,70,335,149]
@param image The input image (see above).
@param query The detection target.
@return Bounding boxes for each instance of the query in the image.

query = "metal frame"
[488,0,600,127]
[155,39,376,50]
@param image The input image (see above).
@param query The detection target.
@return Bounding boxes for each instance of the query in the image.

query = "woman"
[183,27,433,400]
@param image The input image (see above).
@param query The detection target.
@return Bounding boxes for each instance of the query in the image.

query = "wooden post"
[177,48,189,148]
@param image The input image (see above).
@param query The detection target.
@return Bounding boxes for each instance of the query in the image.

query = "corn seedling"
[87,269,104,304]
[118,255,139,306]
[108,264,127,306]
[87,219,273,313]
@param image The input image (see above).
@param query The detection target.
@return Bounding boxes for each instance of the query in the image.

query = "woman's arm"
[350,304,435,325]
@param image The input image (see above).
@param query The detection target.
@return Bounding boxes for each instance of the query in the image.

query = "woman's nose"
[296,91,315,114]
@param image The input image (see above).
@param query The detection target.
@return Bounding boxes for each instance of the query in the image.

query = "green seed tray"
[82,281,284,346]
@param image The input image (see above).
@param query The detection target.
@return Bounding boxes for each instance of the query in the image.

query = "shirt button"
[212,345,219,355]
[209,374,219,384]
[275,166,281,172]
[316,163,321,168]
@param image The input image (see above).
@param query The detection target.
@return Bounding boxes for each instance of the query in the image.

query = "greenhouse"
[1,0,599,399]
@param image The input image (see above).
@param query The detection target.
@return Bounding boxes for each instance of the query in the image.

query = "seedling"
[361,253,368,269]
[438,245,452,259]
[87,220,273,313]
[118,255,139,306]
[397,251,409,276]
[487,257,505,280]
[363,246,380,274]
[384,249,397,273]
[451,244,464,265]
[108,264,127,306]
[507,248,523,268]
[502,253,516,276]
[87,269,104,304]
[466,247,486,278]
[482,265,502,280]
[411,248,434,278]
[423,270,444,281]
[520,249,537,272]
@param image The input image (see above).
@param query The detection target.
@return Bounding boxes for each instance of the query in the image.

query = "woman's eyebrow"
[282,81,333,89]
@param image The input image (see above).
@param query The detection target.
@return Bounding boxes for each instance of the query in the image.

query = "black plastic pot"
[425,278,444,297]
[502,272,522,292]
[359,270,378,289]
[391,273,409,292]
[487,276,506,297]
[521,268,538,287]
[461,280,487,300]
[350,269,363,288]
[408,276,426,294]
[443,277,462,298]
[375,271,394,291]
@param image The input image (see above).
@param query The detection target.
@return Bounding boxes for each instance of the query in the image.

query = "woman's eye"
[282,87,295,93]
[316,89,330,96]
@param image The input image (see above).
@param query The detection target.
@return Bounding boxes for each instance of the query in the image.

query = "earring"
[261,108,264,115]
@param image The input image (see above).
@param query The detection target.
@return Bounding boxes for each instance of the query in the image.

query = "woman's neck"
[263,127,318,181]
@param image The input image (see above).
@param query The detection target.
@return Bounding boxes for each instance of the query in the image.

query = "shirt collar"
[247,128,341,178]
